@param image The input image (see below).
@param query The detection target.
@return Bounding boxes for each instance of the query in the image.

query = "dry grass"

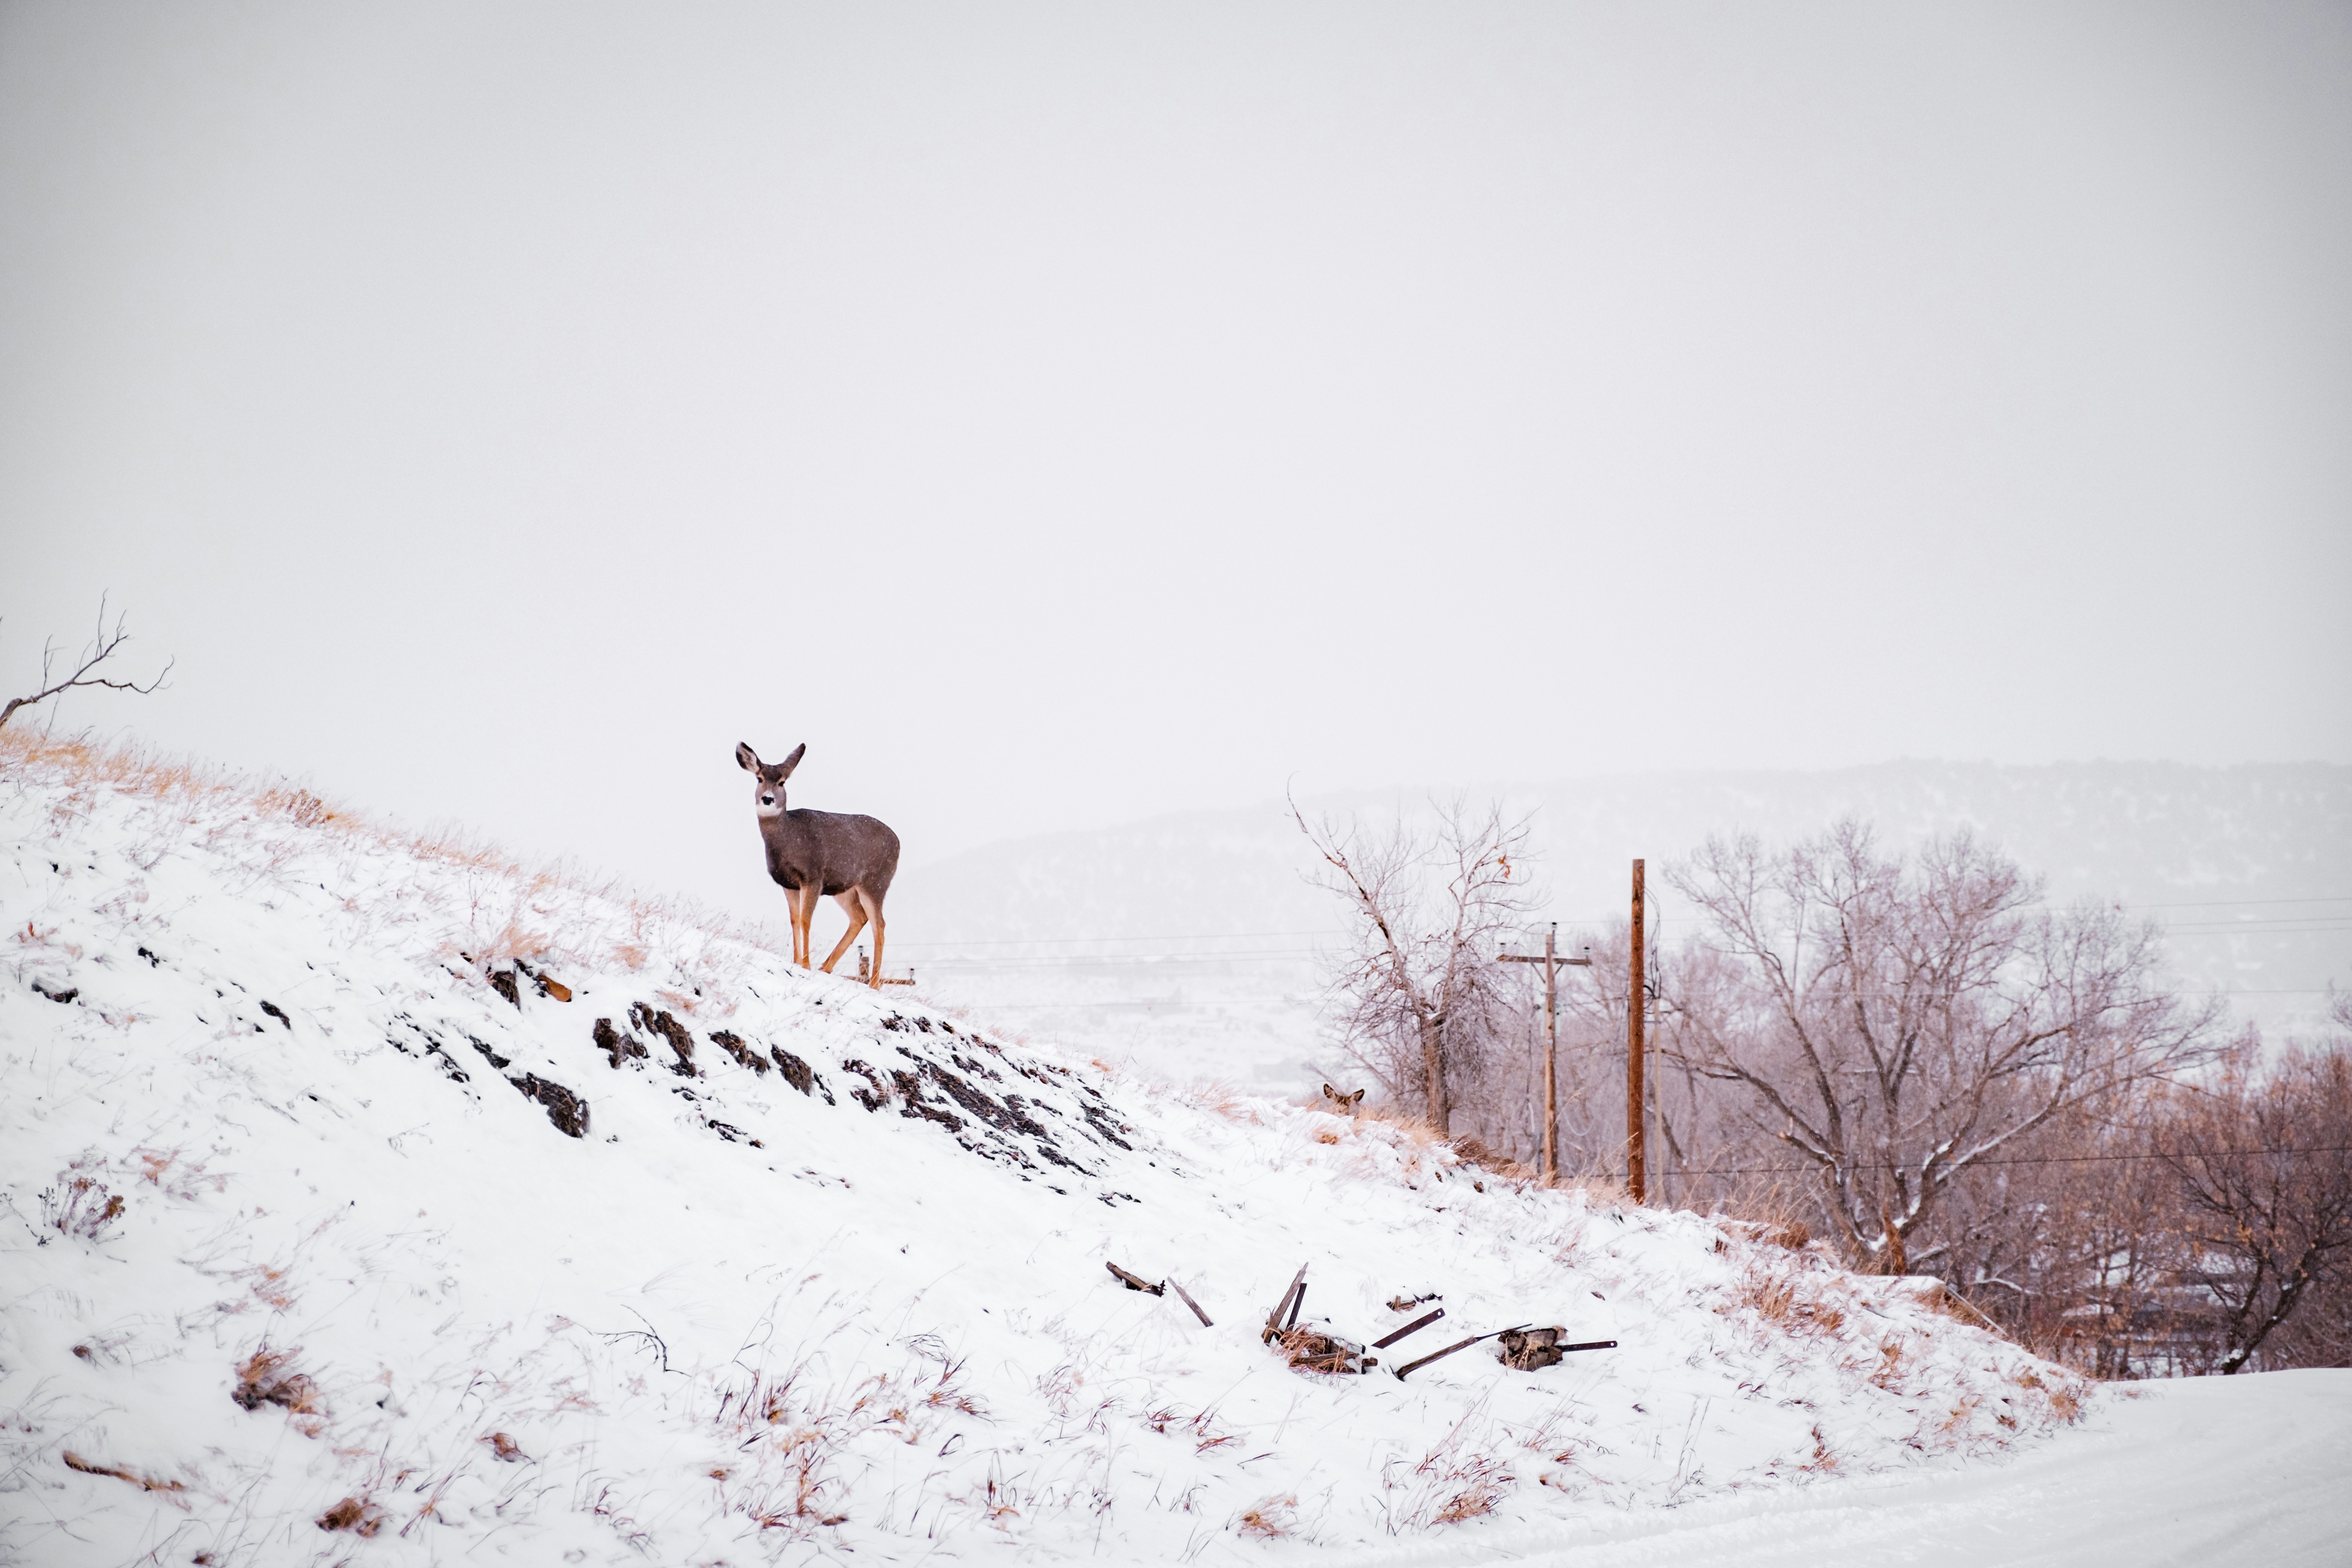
[63,1450,186,1497]
[1385,1412,1516,1531]
[317,1496,386,1536]
[1237,1496,1297,1537]
[39,1173,125,1240]
[231,1346,326,1437]
[1,726,798,994]
[1725,1260,1848,1339]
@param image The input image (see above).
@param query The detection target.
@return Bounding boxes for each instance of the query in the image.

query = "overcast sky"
[4,1,2347,920]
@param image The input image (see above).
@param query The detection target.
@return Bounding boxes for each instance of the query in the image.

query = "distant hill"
[885,761,2350,1086]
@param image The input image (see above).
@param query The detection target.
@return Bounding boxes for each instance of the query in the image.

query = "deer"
[735,741,901,987]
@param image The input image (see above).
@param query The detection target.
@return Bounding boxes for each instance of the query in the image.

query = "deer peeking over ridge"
[735,741,901,987]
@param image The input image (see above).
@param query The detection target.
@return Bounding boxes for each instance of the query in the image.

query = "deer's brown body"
[735,742,900,986]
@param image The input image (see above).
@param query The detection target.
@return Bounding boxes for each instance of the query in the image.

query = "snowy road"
[1319,1370,2350,1568]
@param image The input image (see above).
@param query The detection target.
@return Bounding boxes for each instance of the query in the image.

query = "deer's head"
[735,741,804,819]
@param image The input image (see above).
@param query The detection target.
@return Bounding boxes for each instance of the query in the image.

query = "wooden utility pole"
[1626,858,1647,1205]
[1501,923,1590,1184]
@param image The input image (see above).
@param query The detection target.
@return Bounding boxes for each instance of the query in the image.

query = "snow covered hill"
[3,738,2089,1565]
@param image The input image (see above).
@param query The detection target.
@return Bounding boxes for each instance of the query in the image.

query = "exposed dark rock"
[1080,1100,1134,1151]
[510,1074,590,1138]
[487,968,521,1009]
[593,1017,648,1069]
[630,1003,698,1076]
[468,1035,511,1070]
[772,1046,815,1094]
[842,1058,889,1110]
[709,1030,769,1074]
[926,1063,1054,1142]
[259,1001,291,1029]
[31,981,77,1005]
[891,1069,965,1132]
[135,946,161,968]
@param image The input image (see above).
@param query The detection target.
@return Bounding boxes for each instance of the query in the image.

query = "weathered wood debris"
[1095,1258,1616,1382]
[1496,1326,1620,1370]
[1105,1261,1213,1325]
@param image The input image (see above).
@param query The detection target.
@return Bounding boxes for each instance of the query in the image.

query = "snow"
[1302,1369,2352,1568]
[0,742,2295,1565]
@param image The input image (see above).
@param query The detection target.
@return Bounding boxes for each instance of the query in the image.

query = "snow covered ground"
[1306,1368,2352,1568]
[2,738,2326,1565]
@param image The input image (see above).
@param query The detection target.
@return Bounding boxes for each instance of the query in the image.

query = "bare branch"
[1,596,174,732]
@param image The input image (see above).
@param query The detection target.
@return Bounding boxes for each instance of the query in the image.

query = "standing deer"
[735,741,901,987]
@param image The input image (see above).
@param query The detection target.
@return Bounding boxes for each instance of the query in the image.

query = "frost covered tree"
[1663,819,2215,1272]
[1293,796,1537,1137]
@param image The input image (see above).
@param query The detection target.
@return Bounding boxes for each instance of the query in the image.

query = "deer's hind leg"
[818,890,868,975]
[858,887,887,989]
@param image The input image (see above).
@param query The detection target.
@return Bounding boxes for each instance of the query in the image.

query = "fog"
[4,1,2347,923]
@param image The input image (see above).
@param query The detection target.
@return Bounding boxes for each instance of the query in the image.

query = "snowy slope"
[3,741,2089,1565]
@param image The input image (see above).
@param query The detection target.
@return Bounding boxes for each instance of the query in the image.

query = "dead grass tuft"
[1237,1496,1297,1537]
[1726,1261,1846,1338]
[63,1450,185,1496]
[232,1346,326,1430]
[40,1174,125,1240]
[317,1496,386,1536]
[1448,1135,1533,1181]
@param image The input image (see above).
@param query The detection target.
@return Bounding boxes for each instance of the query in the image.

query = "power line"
[888,927,1328,949]
[1608,1144,2352,1179]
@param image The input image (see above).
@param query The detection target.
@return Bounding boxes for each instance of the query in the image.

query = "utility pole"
[1627,858,1646,1205]
[1501,923,1591,1184]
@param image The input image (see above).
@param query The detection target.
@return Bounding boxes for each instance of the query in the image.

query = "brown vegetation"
[1307,805,2352,1381]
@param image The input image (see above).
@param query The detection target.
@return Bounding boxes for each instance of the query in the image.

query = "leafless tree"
[1293,795,1537,1136]
[2155,1021,2352,1373]
[1663,819,2216,1272]
[1,597,173,732]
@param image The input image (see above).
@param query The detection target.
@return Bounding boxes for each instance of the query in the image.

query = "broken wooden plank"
[1105,1261,1164,1295]
[1372,1307,1445,1349]
[1263,1264,1309,1337]
[1392,1324,1528,1381]
[1285,1281,1306,1329]
[1169,1279,1213,1326]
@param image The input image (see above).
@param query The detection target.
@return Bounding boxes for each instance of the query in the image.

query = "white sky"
[4,1,2348,920]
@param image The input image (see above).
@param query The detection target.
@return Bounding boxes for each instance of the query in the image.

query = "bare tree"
[2155,1025,2352,1373]
[1,597,173,732]
[1664,819,2216,1271]
[1293,795,1537,1136]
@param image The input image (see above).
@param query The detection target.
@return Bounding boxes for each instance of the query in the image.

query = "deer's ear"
[777,743,805,779]
[735,742,761,773]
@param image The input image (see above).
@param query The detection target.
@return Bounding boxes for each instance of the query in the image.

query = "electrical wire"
[1603,1144,2352,1179]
